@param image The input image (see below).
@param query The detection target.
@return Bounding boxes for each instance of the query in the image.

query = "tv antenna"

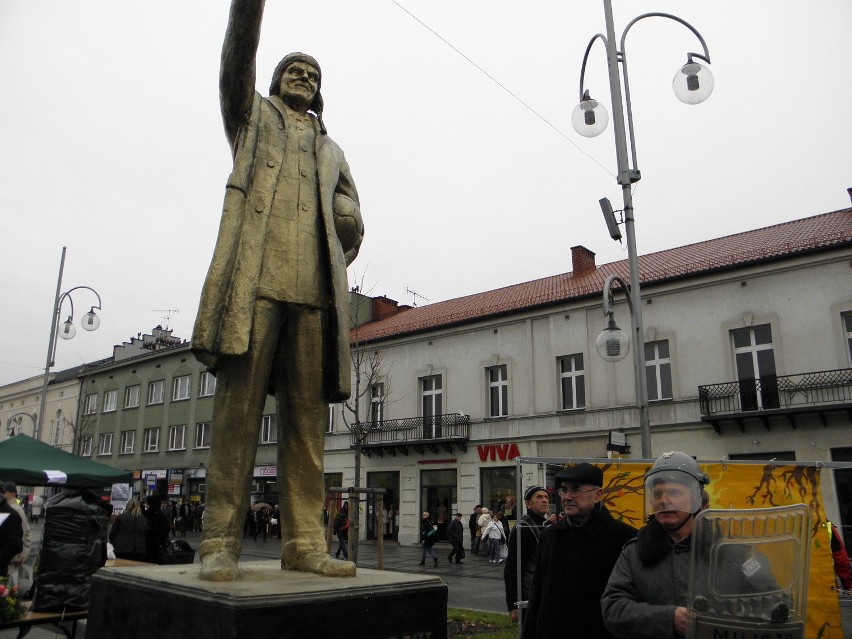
[152,309,180,330]
[405,287,430,307]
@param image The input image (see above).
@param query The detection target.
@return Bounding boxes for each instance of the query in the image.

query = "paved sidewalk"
[1,524,509,638]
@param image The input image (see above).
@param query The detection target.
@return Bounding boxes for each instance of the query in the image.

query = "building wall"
[0,373,82,450]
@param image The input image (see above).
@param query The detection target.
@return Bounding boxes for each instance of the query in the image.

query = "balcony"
[698,368,852,433]
[350,413,470,457]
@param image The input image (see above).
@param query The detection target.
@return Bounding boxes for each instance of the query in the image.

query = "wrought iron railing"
[698,368,852,416]
[350,413,470,446]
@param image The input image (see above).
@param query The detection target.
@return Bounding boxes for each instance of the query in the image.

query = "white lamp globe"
[673,61,713,105]
[82,309,100,332]
[59,317,77,340]
[596,325,630,362]
[571,97,609,137]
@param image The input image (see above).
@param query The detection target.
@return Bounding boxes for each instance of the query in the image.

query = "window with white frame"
[261,414,277,444]
[81,436,93,456]
[51,417,64,446]
[199,371,217,397]
[844,312,852,365]
[421,375,443,438]
[125,385,140,409]
[327,405,335,433]
[173,375,191,401]
[369,384,384,425]
[143,427,160,452]
[119,430,135,454]
[98,433,113,456]
[487,365,509,417]
[83,393,98,415]
[169,425,187,451]
[148,380,164,405]
[195,422,211,449]
[558,354,585,410]
[103,389,117,413]
[731,325,779,411]
[645,340,673,401]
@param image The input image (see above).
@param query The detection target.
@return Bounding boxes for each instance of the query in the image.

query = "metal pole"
[602,0,652,458]
[36,247,67,443]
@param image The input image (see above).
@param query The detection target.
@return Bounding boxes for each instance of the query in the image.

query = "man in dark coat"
[469,504,482,553]
[0,492,24,577]
[504,485,549,624]
[522,464,636,639]
[447,512,465,564]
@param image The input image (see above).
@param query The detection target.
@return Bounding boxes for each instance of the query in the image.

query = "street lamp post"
[573,0,713,458]
[35,247,102,443]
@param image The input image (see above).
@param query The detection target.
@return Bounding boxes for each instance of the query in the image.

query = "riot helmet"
[644,451,709,524]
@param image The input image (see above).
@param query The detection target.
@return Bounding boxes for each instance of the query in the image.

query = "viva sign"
[477,443,521,462]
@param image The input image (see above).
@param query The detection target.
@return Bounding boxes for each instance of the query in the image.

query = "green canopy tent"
[0,434,131,487]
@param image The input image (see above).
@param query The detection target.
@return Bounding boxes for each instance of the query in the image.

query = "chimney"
[372,296,402,321]
[571,245,596,275]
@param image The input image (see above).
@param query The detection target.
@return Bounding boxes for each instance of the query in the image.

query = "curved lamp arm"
[602,274,633,319]
[578,33,609,102]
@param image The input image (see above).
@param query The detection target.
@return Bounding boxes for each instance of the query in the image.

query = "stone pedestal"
[86,560,447,639]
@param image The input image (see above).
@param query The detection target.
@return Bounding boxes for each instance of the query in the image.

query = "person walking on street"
[29,494,44,524]
[2,482,29,587]
[333,504,350,560]
[419,512,439,567]
[254,507,269,542]
[477,507,492,555]
[448,512,465,564]
[522,463,636,639]
[504,485,549,624]
[469,505,482,553]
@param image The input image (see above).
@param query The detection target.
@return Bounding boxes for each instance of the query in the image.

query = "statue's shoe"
[282,551,356,577]
[199,550,240,581]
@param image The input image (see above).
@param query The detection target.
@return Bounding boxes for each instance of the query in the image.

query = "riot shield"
[687,504,810,639]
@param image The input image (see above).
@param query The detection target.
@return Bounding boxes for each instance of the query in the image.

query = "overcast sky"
[1,0,850,387]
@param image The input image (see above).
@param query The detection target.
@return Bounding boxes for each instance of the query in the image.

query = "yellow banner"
[592,461,842,639]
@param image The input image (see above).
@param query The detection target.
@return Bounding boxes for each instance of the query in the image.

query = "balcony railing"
[698,368,852,432]
[351,413,470,456]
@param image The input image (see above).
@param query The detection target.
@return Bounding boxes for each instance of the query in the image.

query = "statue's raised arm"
[220,0,264,146]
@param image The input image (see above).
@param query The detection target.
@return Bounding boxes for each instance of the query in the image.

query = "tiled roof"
[352,208,852,344]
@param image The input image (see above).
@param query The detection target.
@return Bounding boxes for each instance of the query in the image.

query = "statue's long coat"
[191,92,362,401]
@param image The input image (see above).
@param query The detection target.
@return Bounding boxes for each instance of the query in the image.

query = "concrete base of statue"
[86,560,448,639]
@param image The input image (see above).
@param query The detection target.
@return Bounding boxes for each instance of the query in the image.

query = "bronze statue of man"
[191,0,363,581]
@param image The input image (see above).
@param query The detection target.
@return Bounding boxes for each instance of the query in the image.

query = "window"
[199,371,216,397]
[261,414,277,444]
[103,389,117,413]
[124,385,140,409]
[370,384,385,425]
[731,325,779,411]
[173,375,191,401]
[195,422,211,449]
[143,427,160,452]
[421,375,443,438]
[83,393,98,415]
[51,417,64,446]
[119,430,135,454]
[169,425,187,451]
[327,405,335,434]
[645,340,673,401]
[844,312,852,365]
[558,354,586,410]
[98,433,113,456]
[487,365,508,417]
[81,436,93,456]
[148,380,164,405]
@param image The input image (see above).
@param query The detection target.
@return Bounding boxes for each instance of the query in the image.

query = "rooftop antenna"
[405,287,430,308]
[152,309,180,330]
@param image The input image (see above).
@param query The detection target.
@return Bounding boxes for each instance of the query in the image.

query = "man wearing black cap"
[504,485,550,624]
[191,0,363,582]
[522,463,636,638]
[2,482,30,587]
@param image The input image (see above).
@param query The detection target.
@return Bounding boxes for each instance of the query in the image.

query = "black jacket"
[503,510,547,612]
[0,496,24,575]
[522,504,636,639]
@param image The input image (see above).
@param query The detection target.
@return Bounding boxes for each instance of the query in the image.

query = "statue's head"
[270,52,326,132]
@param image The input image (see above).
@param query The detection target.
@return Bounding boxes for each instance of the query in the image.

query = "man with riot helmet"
[602,451,793,639]
[601,451,710,638]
